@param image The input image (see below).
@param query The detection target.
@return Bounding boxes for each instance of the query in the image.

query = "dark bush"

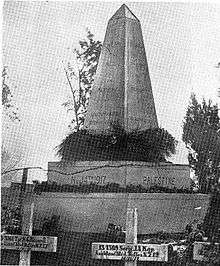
[57,125,177,163]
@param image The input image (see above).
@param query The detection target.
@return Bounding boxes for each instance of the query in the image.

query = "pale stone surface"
[48,161,191,189]
[48,6,190,190]
[84,4,158,133]
[33,193,210,234]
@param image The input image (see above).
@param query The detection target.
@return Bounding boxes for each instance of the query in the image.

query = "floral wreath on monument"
[57,123,177,162]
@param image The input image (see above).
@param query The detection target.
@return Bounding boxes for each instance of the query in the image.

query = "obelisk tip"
[110,4,139,21]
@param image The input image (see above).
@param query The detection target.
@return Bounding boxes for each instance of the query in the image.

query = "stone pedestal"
[33,193,210,234]
[48,161,191,190]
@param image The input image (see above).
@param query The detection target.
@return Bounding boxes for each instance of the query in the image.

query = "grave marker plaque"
[92,243,169,262]
[1,234,57,252]
[92,208,169,265]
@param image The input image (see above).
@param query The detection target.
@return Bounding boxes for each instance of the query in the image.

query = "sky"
[2,1,220,184]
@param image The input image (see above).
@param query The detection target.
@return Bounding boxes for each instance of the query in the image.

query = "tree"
[1,145,21,186]
[182,94,220,193]
[215,62,220,97]
[203,184,220,242]
[183,94,220,243]
[2,66,19,122]
[2,66,21,186]
[63,30,102,131]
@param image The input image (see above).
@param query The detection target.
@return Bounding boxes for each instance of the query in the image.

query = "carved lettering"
[143,176,175,187]
[71,175,107,186]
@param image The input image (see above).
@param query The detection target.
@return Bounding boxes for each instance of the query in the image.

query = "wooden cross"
[92,207,169,264]
[125,208,138,266]
[20,202,34,265]
[1,202,57,266]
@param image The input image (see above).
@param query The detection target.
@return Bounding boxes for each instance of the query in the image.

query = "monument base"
[48,161,191,190]
[33,192,210,234]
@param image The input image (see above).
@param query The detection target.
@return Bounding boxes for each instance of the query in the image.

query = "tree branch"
[62,61,80,131]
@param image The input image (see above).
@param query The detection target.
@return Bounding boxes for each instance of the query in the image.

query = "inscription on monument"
[143,176,175,187]
[48,162,191,189]
[70,175,107,185]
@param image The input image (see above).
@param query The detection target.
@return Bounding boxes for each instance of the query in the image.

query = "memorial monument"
[32,4,209,265]
[84,4,158,134]
[48,4,191,189]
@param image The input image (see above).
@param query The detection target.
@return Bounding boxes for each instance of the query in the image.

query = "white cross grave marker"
[92,207,169,265]
[1,202,57,266]
[125,208,138,266]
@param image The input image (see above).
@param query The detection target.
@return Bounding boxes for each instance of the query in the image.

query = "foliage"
[63,30,102,131]
[182,94,220,193]
[202,244,220,266]
[41,215,60,236]
[2,67,21,186]
[57,125,177,162]
[203,185,220,242]
[1,145,21,186]
[1,205,22,234]
[183,94,220,245]
[143,228,219,265]
[34,181,193,194]
[2,66,19,121]
[2,67,11,106]
[106,223,124,238]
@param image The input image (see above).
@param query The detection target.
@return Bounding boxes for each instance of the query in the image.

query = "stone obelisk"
[84,4,158,134]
